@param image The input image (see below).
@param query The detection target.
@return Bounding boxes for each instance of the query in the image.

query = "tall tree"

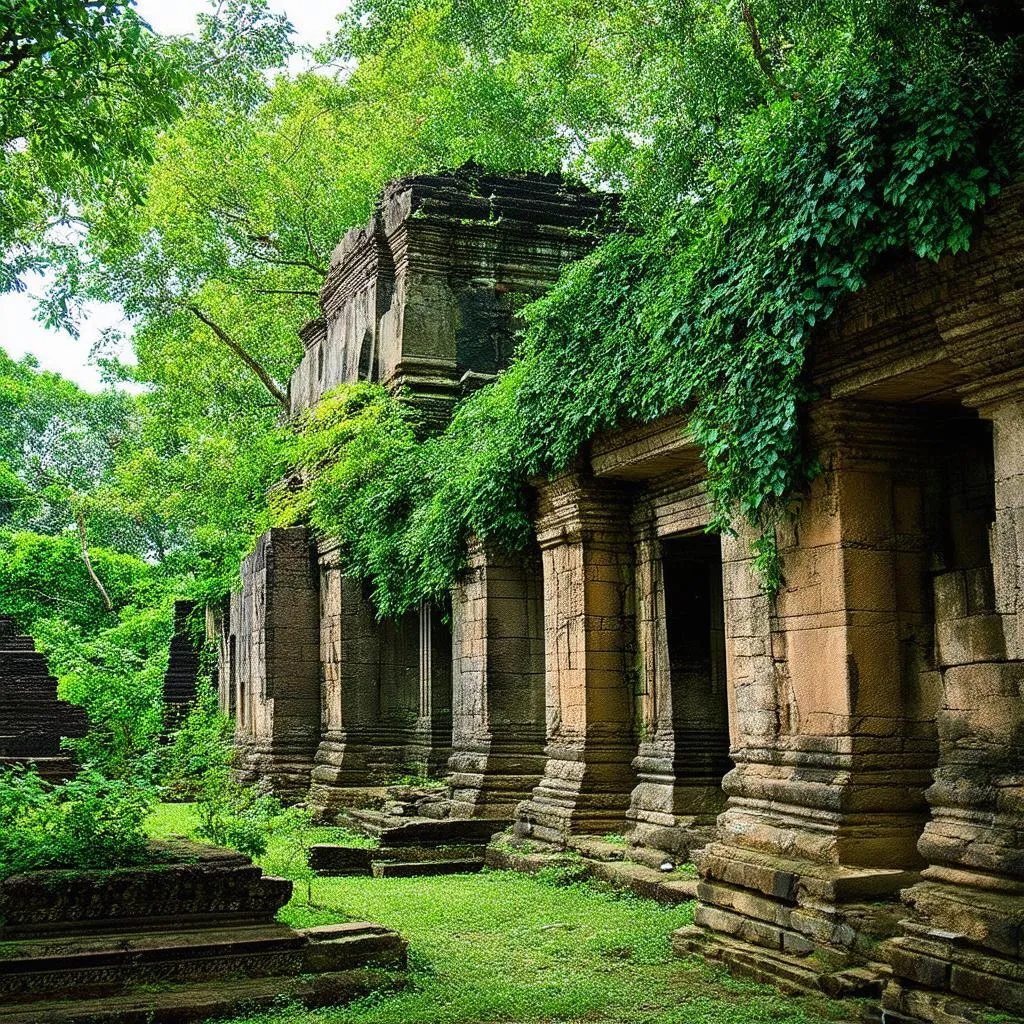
[0,1,180,292]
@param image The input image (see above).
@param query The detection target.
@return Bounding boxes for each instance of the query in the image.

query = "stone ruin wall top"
[287,168,611,421]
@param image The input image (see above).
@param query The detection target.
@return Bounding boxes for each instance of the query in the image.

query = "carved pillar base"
[235,737,319,805]
[515,734,639,844]
[625,739,725,857]
[449,738,548,819]
[883,883,1024,1023]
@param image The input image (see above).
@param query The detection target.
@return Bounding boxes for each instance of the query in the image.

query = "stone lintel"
[590,415,701,481]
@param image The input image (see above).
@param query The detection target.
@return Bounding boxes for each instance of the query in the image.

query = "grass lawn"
[146,804,849,1024]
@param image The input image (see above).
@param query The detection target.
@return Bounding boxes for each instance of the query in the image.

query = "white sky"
[0,0,346,390]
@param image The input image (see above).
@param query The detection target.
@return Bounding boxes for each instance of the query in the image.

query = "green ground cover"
[146,804,850,1024]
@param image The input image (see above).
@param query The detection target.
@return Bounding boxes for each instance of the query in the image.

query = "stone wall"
[226,168,609,812]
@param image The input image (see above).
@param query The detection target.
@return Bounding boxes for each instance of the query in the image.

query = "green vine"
[277,12,1023,616]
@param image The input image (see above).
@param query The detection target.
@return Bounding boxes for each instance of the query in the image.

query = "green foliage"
[193,772,284,858]
[280,2,1023,608]
[161,682,235,799]
[0,0,180,291]
[38,602,174,778]
[0,531,156,632]
[178,704,322,866]
[0,527,173,778]
[0,765,158,877]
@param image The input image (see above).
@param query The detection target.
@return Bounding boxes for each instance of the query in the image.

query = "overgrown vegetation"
[0,766,157,877]
[274,2,1024,610]
[146,802,850,1024]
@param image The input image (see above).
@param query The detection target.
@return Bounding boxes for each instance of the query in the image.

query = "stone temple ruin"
[218,167,1024,1024]
[0,616,86,780]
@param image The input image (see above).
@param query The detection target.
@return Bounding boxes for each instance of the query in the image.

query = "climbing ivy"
[279,6,1022,614]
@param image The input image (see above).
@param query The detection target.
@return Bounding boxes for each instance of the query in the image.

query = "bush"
[161,679,234,799]
[0,765,159,877]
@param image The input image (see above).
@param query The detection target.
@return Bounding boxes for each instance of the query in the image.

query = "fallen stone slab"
[370,859,485,878]
[308,844,375,876]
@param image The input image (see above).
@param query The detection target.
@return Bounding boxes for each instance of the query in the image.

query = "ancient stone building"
[221,170,1024,1023]
[221,168,609,806]
[0,616,87,780]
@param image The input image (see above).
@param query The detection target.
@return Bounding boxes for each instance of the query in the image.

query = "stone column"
[309,545,439,811]
[679,401,943,998]
[514,471,637,844]
[448,537,547,819]
[232,527,321,803]
[309,552,387,812]
[626,517,729,857]
[884,388,1024,1024]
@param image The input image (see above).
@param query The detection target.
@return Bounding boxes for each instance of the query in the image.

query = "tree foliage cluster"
[277,0,1024,611]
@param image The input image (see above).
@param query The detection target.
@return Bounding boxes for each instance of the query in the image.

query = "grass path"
[147,804,848,1024]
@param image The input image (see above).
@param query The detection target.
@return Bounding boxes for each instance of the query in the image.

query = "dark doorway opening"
[661,534,731,787]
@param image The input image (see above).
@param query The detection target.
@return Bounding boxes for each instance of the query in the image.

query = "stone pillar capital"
[532,470,633,550]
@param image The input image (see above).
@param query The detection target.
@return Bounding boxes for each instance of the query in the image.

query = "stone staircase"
[0,616,87,780]
[0,840,406,1023]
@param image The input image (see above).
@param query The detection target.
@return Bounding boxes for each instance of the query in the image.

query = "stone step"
[0,966,403,1023]
[0,922,404,1001]
[586,861,699,904]
[310,842,490,876]
[0,923,405,1012]
[566,836,627,862]
[485,842,699,903]
[309,844,375,876]
[370,859,485,878]
[0,924,306,1000]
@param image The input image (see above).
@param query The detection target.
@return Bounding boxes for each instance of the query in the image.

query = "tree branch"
[185,304,289,409]
[741,3,785,97]
[76,509,113,612]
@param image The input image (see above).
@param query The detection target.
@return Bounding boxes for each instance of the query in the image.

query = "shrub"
[0,765,158,877]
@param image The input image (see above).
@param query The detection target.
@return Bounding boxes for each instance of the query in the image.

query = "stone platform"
[0,840,406,1023]
[882,881,1024,1024]
[311,808,508,878]
[485,834,700,904]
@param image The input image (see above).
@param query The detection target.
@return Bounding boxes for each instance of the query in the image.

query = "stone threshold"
[484,836,699,905]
